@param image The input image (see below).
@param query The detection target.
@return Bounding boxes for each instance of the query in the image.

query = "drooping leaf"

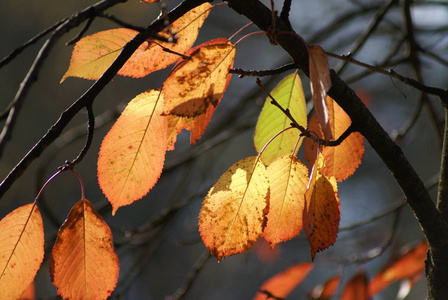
[368,240,428,298]
[162,38,236,117]
[199,156,269,261]
[0,204,44,300]
[51,199,119,300]
[263,155,308,247]
[61,3,211,81]
[304,153,340,260]
[309,45,332,140]
[98,89,167,214]
[304,96,364,182]
[252,262,313,300]
[254,73,307,165]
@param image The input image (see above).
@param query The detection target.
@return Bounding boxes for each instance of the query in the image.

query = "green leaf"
[254,73,307,165]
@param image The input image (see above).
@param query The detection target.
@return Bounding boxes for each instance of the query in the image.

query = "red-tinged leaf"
[98,89,167,214]
[368,240,428,298]
[341,272,368,300]
[51,199,119,300]
[199,157,269,261]
[166,101,216,149]
[304,96,364,182]
[20,281,35,300]
[263,155,308,247]
[0,204,44,300]
[142,0,171,3]
[61,3,211,81]
[304,153,340,260]
[309,45,332,140]
[163,38,236,117]
[252,262,313,300]
[311,276,340,299]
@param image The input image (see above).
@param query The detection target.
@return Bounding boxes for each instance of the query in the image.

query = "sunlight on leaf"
[98,89,167,214]
[61,3,211,81]
[252,262,313,300]
[199,156,269,261]
[51,199,119,300]
[162,38,236,117]
[304,153,340,260]
[263,155,308,247]
[254,73,307,165]
[368,240,428,298]
[309,45,332,140]
[0,204,44,300]
[304,96,364,182]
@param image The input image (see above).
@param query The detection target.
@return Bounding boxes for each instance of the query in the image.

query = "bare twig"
[230,63,296,77]
[66,17,95,45]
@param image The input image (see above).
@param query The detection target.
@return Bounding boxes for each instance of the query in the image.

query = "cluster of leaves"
[0,2,426,299]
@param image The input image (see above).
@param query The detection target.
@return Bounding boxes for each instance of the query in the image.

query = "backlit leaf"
[304,96,364,182]
[98,89,167,214]
[304,153,340,260]
[199,157,269,261]
[254,73,307,165]
[0,204,44,300]
[51,199,119,300]
[263,155,308,247]
[309,45,332,140]
[162,38,236,117]
[368,240,427,298]
[341,272,368,300]
[61,3,211,81]
[252,262,313,300]
[311,275,340,299]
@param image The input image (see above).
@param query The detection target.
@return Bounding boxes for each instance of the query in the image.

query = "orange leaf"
[199,156,269,261]
[162,38,236,117]
[0,204,44,300]
[309,45,332,140]
[252,262,313,300]
[61,3,211,81]
[263,155,308,247]
[304,96,364,182]
[368,240,428,297]
[341,272,368,300]
[311,276,340,299]
[98,89,167,214]
[51,199,119,300]
[20,281,35,300]
[304,153,340,260]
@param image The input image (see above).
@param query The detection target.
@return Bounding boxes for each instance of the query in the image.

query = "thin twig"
[66,17,95,45]
[70,104,95,166]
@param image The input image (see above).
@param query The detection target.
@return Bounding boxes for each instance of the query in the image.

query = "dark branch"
[230,63,296,77]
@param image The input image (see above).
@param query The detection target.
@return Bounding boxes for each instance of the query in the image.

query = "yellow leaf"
[263,155,308,247]
[162,38,236,117]
[254,73,307,165]
[61,3,211,81]
[304,153,340,260]
[51,199,119,300]
[0,204,44,300]
[98,89,167,214]
[304,96,364,182]
[199,157,269,260]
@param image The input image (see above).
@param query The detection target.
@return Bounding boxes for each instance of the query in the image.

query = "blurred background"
[1,0,447,299]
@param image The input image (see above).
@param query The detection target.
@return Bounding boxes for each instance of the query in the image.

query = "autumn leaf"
[51,199,119,300]
[304,153,340,260]
[0,204,44,300]
[254,73,307,165]
[20,281,35,300]
[162,38,236,117]
[311,275,340,299]
[304,96,364,182]
[368,240,428,298]
[309,45,332,140]
[98,89,167,214]
[263,155,308,248]
[199,156,269,261]
[252,262,313,300]
[61,3,211,81]
[340,272,369,300]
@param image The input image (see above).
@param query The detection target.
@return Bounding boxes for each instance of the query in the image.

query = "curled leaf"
[199,157,269,260]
